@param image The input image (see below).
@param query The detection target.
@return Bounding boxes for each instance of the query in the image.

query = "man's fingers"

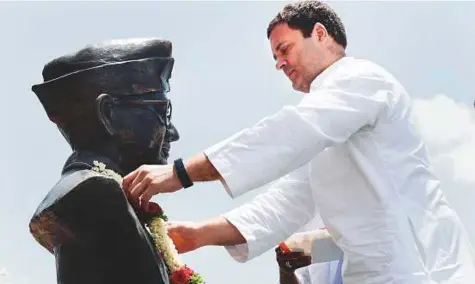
[166,224,190,251]
[166,222,189,234]
[166,222,180,231]
[140,191,153,210]
[122,168,139,189]
[129,179,150,202]
[128,170,150,194]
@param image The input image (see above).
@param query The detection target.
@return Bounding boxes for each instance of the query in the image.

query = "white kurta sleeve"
[221,164,316,262]
[204,72,390,198]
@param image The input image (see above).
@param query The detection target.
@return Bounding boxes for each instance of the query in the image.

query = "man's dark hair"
[267,1,347,49]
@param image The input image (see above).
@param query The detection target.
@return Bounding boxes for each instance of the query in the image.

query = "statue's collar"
[62,151,123,176]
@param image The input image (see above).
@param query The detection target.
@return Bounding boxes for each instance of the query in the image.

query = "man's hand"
[275,246,312,273]
[166,217,246,254]
[122,153,222,208]
[167,221,205,254]
[122,164,182,208]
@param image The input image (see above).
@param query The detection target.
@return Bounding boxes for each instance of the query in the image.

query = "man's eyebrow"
[273,42,285,60]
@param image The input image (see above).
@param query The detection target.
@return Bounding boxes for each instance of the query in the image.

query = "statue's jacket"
[29,153,169,284]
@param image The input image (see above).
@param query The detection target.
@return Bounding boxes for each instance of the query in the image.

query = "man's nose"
[275,58,287,70]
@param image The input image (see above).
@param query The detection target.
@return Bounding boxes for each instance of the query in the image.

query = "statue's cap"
[32,38,174,116]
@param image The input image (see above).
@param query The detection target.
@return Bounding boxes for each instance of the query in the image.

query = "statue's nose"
[167,123,180,142]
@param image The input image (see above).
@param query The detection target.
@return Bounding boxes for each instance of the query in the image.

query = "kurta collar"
[310,56,353,92]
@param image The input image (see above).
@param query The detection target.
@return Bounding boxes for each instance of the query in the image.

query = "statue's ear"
[95,93,116,136]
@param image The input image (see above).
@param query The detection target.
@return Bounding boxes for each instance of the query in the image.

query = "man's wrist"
[196,217,246,247]
[195,222,211,247]
[173,158,194,188]
[185,153,221,183]
[170,153,222,192]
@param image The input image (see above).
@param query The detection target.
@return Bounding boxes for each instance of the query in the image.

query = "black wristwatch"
[174,158,194,188]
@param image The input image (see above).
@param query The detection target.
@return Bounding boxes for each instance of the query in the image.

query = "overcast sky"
[1,1,474,284]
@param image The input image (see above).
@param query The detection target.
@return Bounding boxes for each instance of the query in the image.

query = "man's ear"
[313,22,328,42]
[96,93,116,136]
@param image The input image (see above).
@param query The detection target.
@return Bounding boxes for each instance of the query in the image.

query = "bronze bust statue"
[28,38,179,284]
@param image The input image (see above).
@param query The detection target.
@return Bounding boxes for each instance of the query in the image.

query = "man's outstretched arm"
[123,74,389,206]
[168,164,315,263]
[122,153,221,208]
[167,216,246,254]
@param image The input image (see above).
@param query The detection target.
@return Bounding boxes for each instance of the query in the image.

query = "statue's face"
[160,103,180,164]
[105,91,180,167]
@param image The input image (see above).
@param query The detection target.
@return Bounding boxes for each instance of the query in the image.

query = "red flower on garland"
[170,266,194,284]
[137,201,168,223]
[147,202,164,214]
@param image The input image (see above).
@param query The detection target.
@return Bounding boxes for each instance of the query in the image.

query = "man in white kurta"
[201,56,475,283]
[125,54,475,283]
[122,2,475,282]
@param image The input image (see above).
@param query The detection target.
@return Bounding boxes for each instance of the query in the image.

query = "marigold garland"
[92,161,205,284]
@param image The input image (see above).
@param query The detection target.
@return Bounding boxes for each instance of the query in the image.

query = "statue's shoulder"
[29,169,128,254]
[53,168,121,195]
[69,167,121,186]
[33,169,122,216]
